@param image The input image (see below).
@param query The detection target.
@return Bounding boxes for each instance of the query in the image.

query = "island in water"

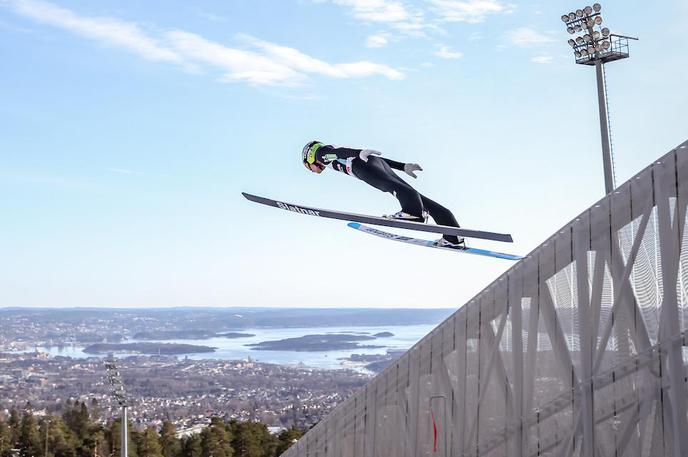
[339,350,406,373]
[83,343,216,355]
[246,334,385,352]
[216,332,255,338]
[133,330,254,340]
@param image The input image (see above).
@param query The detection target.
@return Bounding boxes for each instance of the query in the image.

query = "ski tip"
[347,222,361,229]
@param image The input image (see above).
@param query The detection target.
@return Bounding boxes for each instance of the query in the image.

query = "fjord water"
[25,324,437,370]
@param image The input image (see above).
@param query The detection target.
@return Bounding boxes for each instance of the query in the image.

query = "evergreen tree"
[37,417,75,457]
[89,399,100,420]
[108,420,121,457]
[181,434,202,457]
[61,401,99,457]
[92,429,109,457]
[38,420,52,457]
[77,422,103,457]
[230,422,274,457]
[18,410,42,457]
[8,410,20,448]
[1,408,302,457]
[129,427,143,457]
[62,402,90,441]
[275,428,303,456]
[200,418,232,457]
[159,422,180,457]
[108,419,138,457]
[46,417,77,457]
[134,428,162,457]
[0,416,12,457]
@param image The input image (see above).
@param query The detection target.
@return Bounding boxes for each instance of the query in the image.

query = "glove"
[359,149,382,162]
[404,163,423,178]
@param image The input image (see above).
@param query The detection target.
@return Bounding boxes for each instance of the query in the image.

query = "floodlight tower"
[105,357,129,457]
[561,3,637,194]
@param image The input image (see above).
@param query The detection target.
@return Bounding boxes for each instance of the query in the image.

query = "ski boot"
[383,211,426,223]
[434,237,466,250]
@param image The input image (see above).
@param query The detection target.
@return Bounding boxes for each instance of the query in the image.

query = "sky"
[1,0,686,309]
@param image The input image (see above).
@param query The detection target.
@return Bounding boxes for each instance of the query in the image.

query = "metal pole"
[594,58,614,194]
[121,406,128,457]
[44,419,49,457]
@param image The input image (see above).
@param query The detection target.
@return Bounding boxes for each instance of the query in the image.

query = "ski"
[242,192,514,243]
[348,222,523,261]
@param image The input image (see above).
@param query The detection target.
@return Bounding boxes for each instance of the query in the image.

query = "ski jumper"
[314,144,462,244]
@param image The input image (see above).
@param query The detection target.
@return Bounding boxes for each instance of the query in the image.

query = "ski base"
[242,192,513,243]
[348,223,523,261]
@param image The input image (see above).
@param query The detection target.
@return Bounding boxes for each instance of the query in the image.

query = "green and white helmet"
[302,140,324,170]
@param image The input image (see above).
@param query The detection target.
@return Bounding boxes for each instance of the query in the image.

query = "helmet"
[302,140,324,170]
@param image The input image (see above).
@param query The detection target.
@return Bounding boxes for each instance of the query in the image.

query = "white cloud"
[242,35,404,80]
[366,34,389,47]
[434,45,463,59]
[4,0,404,86]
[322,0,432,37]
[5,0,184,64]
[429,0,515,23]
[506,27,556,47]
[531,55,553,64]
[332,0,410,23]
[335,61,405,79]
[168,31,302,86]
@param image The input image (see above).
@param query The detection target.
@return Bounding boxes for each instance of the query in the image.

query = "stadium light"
[105,357,130,457]
[559,3,638,195]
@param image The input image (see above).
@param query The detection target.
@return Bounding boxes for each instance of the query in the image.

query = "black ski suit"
[314,144,461,243]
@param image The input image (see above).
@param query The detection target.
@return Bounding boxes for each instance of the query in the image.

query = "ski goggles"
[306,161,325,172]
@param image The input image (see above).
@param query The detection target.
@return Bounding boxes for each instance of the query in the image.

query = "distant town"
[0,307,452,433]
[0,351,367,432]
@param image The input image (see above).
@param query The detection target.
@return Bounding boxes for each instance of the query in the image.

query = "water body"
[21,324,436,371]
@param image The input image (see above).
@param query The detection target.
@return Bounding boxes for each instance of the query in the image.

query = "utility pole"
[104,357,129,457]
[44,418,49,457]
[560,3,637,194]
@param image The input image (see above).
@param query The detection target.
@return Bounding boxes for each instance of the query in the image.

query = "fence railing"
[282,139,688,457]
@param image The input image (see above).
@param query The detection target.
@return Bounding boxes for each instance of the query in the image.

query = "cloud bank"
[3,0,404,86]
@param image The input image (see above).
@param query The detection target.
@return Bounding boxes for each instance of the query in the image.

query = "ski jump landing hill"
[281,140,688,457]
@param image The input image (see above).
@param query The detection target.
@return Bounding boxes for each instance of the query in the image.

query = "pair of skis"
[242,193,523,261]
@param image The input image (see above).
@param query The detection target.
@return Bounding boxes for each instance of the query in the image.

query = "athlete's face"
[308,162,325,174]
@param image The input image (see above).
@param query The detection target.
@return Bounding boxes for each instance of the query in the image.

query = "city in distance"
[0,307,450,437]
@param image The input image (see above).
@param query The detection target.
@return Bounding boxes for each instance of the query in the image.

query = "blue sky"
[1,0,686,308]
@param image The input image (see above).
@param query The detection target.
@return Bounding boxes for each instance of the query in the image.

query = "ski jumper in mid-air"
[302,140,465,248]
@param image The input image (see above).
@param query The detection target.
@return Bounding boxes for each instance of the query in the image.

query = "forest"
[0,402,303,457]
